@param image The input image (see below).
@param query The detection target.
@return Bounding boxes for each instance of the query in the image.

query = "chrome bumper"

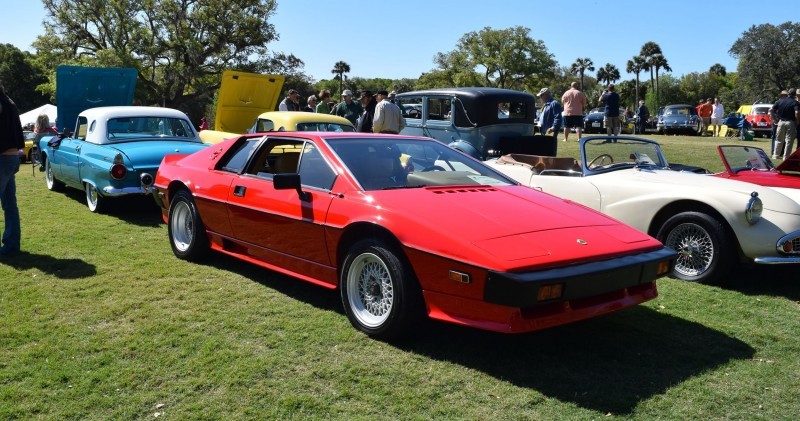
[753,256,800,264]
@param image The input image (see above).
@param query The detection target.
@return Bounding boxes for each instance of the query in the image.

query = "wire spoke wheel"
[347,253,394,328]
[665,223,714,277]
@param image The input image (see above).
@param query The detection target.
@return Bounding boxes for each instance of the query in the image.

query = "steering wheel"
[422,165,446,172]
[588,153,614,169]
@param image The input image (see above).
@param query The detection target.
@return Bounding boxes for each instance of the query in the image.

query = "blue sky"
[3,1,790,85]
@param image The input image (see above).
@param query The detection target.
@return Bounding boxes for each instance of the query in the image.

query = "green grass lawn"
[2,134,798,419]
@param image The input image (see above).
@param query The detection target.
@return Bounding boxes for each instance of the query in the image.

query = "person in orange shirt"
[697,98,713,136]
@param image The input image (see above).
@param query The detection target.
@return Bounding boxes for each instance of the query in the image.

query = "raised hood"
[56,65,137,133]
[214,71,285,134]
[112,141,208,170]
[776,147,800,173]
[368,186,659,269]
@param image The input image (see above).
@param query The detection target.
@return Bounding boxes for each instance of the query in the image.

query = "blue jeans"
[0,154,21,253]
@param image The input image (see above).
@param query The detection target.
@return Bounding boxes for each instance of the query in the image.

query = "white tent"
[19,104,57,128]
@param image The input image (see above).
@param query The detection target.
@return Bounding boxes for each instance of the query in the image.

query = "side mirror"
[273,173,311,202]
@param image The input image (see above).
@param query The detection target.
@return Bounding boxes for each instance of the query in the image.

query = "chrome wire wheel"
[170,200,193,253]
[665,222,714,278]
[346,252,394,328]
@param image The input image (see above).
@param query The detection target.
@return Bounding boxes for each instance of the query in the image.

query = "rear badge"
[577,239,588,245]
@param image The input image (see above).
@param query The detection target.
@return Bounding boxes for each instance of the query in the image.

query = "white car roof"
[79,106,191,120]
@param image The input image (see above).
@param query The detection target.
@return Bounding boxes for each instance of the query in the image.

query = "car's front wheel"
[340,239,423,339]
[85,183,105,213]
[44,158,64,191]
[168,189,210,261]
[656,211,733,283]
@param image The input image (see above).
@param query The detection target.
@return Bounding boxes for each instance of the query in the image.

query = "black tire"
[656,211,734,283]
[340,239,423,339]
[44,158,64,192]
[85,183,105,213]
[168,189,210,261]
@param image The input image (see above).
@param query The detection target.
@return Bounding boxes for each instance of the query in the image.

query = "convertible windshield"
[583,137,668,171]
[107,117,195,141]
[328,137,515,191]
[720,146,774,173]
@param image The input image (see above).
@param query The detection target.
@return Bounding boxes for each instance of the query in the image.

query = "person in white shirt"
[711,98,725,137]
[372,90,405,134]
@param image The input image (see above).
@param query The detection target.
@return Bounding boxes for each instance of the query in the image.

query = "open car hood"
[56,65,137,133]
[776,148,800,174]
[214,71,285,134]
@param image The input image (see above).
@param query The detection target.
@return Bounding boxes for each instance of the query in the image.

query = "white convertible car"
[487,136,800,283]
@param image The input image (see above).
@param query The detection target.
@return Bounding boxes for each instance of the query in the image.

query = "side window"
[426,97,452,121]
[246,138,303,177]
[219,137,261,173]
[398,96,423,119]
[298,143,337,190]
[76,117,89,141]
[256,119,275,132]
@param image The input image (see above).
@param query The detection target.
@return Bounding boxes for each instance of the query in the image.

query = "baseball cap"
[376,90,389,96]
[536,88,551,97]
[342,89,353,97]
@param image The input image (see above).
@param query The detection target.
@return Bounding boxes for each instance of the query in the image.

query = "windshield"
[583,137,668,172]
[719,146,774,173]
[752,107,771,116]
[107,116,196,141]
[327,137,515,191]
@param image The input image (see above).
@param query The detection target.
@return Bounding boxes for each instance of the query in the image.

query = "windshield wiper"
[381,184,428,190]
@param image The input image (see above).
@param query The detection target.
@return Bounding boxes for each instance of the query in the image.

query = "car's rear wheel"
[168,189,210,261]
[44,158,64,191]
[340,239,423,339]
[85,183,105,213]
[656,212,733,283]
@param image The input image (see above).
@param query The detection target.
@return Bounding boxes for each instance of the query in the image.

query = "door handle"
[75,145,81,152]
[233,185,246,197]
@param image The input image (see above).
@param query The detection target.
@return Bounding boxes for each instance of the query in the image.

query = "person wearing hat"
[357,90,377,133]
[770,90,789,155]
[389,91,397,104]
[770,87,800,160]
[373,90,405,134]
[636,100,650,134]
[537,87,562,141]
[599,84,621,136]
[333,89,362,125]
[279,89,301,111]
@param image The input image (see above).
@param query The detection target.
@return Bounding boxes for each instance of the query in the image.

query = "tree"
[730,22,800,98]
[596,63,620,86]
[640,41,663,92]
[34,0,284,117]
[331,61,351,99]
[626,55,647,106]
[443,26,556,89]
[569,57,594,90]
[651,53,672,107]
[0,44,49,112]
[709,63,727,77]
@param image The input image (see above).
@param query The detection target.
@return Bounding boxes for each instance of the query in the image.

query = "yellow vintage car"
[21,131,40,163]
[199,70,355,144]
[200,111,355,144]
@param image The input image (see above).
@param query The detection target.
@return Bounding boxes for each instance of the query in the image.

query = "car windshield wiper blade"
[381,184,427,190]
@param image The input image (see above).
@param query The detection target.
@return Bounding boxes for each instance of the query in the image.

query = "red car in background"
[153,132,675,339]
[715,145,800,200]
[745,104,774,138]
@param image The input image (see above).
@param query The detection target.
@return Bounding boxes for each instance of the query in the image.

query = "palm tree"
[640,41,662,92]
[626,55,647,106]
[596,63,620,87]
[331,61,351,99]
[569,57,595,90]
[651,54,671,107]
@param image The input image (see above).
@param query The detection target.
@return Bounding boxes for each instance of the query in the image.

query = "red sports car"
[715,145,800,196]
[744,104,773,138]
[153,132,675,339]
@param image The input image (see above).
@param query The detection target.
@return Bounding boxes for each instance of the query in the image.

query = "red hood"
[776,148,800,173]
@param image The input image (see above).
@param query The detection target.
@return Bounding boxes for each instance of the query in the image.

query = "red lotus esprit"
[153,132,675,339]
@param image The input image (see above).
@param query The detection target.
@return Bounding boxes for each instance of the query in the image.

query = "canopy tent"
[19,104,57,128]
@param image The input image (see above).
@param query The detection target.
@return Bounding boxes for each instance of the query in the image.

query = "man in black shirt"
[0,80,25,256]
[771,88,800,160]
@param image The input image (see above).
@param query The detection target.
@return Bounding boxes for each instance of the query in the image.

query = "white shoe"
[772,155,779,160]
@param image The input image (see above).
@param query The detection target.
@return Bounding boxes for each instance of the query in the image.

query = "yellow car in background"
[21,131,40,163]
[200,111,355,144]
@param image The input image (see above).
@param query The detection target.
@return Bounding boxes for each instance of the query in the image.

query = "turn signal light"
[448,270,471,284]
[537,284,563,301]
[657,260,671,276]
[781,241,794,253]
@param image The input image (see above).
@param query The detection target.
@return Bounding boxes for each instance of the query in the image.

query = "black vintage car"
[396,88,556,159]
[583,107,634,134]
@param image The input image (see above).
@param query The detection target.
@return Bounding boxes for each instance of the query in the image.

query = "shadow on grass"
[61,188,163,227]
[201,252,753,414]
[0,251,97,279]
[397,307,754,415]
[723,264,800,301]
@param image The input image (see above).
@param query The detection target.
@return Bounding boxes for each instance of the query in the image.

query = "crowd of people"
[278,87,405,133]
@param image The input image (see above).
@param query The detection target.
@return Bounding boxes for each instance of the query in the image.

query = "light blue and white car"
[39,106,208,212]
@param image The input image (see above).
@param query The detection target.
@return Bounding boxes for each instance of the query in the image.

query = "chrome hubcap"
[171,201,193,252]
[347,253,393,327]
[666,223,714,277]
